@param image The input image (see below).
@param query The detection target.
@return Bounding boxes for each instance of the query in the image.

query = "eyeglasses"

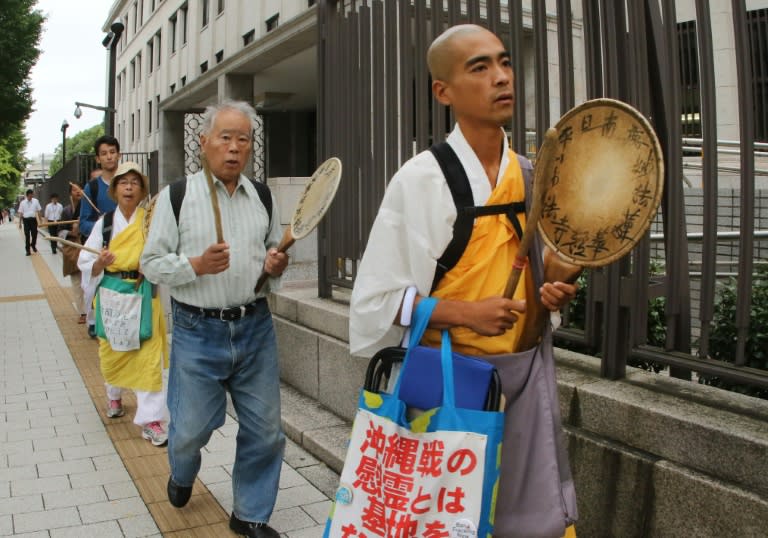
[116,178,142,187]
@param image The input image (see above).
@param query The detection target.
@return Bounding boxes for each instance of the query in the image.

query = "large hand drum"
[515,99,664,351]
[538,98,664,267]
[254,157,342,293]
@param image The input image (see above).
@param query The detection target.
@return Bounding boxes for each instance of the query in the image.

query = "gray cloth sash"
[482,332,578,538]
[480,156,578,536]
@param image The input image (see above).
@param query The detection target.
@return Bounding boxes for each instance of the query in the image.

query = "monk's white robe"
[349,124,511,357]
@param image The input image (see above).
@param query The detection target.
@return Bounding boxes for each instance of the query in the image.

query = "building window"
[215,49,223,64]
[266,14,279,32]
[148,100,153,133]
[156,31,162,67]
[217,0,224,15]
[151,0,156,12]
[136,53,142,84]
[201,0,209,27]
[131,113,135,141]
[170,83,176,94]
[156,95,160,129]
[138,0,144,26]
[132,2,138,34]
[243,28,254,46]
[170,14,177,53]
[130,59,136,88]
[116,74,121,102]
[147,40,154,74]
[308,0,316,5]
[200,61,208,74]
[181,75,187,87]
[677,21,700,138]
[748,8,768,142]
[181,4,188,44]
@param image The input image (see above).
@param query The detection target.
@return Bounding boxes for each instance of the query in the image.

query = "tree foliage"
[48,124,104,175]
[0,144,23,209]
[2,127,28,173]
[0,0,45,140]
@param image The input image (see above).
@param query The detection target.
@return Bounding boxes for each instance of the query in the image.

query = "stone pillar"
[219,74,255,177]
[160,110,186,189]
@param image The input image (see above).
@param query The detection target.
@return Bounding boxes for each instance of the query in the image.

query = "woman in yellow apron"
[78,161,169,446]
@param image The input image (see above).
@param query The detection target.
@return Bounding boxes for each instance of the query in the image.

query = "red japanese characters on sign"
[328,409,486,538]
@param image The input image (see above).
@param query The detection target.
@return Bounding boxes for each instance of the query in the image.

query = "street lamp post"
[71,20,124,137]
[73,101,116,132]
[61,119,69,165]
[104,19,125,137]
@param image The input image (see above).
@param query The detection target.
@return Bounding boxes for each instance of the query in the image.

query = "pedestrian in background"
[59,183,86,324]
[43,193,63,254]
[18,189,41,256]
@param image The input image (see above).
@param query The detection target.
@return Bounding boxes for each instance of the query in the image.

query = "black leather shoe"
[167,477,193,508]
[229,514,280,537]
[87,324,97,339]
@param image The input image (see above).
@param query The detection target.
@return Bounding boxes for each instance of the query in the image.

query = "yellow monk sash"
[423,150,532,356]
[98,207,169,392]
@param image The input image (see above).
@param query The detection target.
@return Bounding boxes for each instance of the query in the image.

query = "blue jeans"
[168,300,285,523]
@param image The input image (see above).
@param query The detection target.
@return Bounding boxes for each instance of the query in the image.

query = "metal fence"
[37,151,160,204]
[316,0,767,392]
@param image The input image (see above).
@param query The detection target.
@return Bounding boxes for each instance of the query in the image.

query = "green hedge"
[558,263,768,399]
[699,266,768,399]
[559,265,667,373]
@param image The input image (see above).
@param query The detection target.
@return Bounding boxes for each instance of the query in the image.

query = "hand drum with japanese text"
[537,98,664,267]
[291,157,342,240]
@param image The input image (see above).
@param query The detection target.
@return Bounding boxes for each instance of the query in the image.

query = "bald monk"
[350,24,579,537]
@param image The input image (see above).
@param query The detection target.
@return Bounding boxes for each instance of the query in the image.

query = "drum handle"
[503,127,559,299]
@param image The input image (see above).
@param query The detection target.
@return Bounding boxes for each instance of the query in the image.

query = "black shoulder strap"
[86,178,101,221]
[169,178,187,225]
[169,176,272,229]
[429,142,475,292]
[429,143,530,293]
[102,210,115,248]
[88,178,100,200]
[251,180,273,226]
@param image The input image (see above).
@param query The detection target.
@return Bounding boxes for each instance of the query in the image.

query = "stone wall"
[270,282,768,538]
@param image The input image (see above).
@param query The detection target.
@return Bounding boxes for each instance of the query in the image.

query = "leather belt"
[104,270,141,279]
[173,298,266,322]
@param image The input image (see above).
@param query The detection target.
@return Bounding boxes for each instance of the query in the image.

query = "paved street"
[0,220,337,537]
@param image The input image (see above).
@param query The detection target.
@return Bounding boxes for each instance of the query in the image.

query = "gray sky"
[24,0,112,160]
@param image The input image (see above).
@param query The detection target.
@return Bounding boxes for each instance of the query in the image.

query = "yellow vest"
[98,208,168,391]
[423,151,532,356]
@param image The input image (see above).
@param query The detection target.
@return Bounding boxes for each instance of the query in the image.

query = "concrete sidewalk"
[0,220,341,537]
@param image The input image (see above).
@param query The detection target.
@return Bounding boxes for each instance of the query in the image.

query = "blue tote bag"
[324,297,505,537]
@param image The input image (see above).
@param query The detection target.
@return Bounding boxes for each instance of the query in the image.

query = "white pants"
[85,288,95,325]
[106,384,168,426]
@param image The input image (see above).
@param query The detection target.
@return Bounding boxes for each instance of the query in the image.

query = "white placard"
[99,287,142,351]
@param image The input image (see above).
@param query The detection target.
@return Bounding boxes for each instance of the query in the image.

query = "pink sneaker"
[106,399,124,418]
[142,421,168,446]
